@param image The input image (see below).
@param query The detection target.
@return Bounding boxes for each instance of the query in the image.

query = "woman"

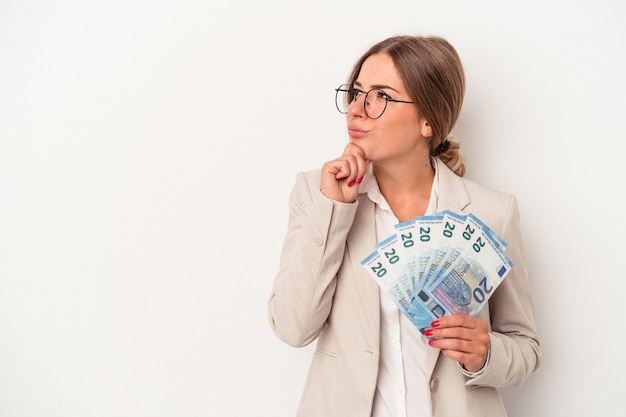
[268,35,541,417]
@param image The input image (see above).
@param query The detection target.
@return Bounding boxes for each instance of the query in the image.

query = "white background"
[1,1,625,416]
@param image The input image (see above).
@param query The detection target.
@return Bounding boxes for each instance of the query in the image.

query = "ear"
[420,119,432,138]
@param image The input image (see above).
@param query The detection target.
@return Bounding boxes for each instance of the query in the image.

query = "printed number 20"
[473,276,493,303]
[372,262,387,278]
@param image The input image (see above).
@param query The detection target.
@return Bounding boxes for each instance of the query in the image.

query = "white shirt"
[364,163,439,417]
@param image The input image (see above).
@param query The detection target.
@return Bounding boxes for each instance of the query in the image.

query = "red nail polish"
[428,339,435,347]
[424,329,434,337]
[348,180,355,187]
[431,320,440,328]
[357,175,364,184]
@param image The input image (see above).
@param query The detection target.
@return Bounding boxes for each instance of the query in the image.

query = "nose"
[347,92,366,118]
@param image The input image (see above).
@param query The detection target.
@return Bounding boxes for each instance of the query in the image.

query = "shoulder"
[286,168,331,214]
[436,159,519,232]
[299,168,322,185]
[462,175,515,206]
[464,177,520,238]
[288,168,322,197]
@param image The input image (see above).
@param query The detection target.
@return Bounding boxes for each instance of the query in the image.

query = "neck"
[373,156,435,221]
[374,155,434,193]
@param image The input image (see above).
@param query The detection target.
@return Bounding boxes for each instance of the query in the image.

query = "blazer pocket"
[314,348,338,361]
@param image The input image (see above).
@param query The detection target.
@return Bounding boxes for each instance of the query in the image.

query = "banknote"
[421,211,466,287]
[466,213,507,252]
[408,214,446,289]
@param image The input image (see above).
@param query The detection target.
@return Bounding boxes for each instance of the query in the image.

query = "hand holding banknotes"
[361,210,513,371]
[425,314,490,372]
[320,143,370,203]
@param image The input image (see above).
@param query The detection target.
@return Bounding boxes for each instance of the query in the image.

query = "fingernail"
[428,339,435,347]
[431,320,440,328]
[348,180,355,187]
[357,175,364,184]
[424,329,434,337]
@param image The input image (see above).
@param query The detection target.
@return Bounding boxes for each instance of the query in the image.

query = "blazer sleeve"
[466,195,542,388]
[268,171,359,347]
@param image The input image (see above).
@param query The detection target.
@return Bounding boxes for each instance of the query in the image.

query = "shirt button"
[312,235,324,246]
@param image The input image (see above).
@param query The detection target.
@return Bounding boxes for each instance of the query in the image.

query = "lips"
[348,126,368,138]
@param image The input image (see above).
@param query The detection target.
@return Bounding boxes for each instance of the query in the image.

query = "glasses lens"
[364,89,387,119]
[335,85,352,114]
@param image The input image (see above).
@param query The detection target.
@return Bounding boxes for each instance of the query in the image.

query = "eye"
[376,90,392,100]
[349,88,365,102]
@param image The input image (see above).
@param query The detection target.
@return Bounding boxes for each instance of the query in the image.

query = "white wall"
[1,1,624,416]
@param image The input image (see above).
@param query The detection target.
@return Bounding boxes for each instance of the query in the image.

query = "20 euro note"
[409,214,445,290]
[423,216,513,317]
[371,234,415,301]
[393,218,419,290]
[466,212,508,252]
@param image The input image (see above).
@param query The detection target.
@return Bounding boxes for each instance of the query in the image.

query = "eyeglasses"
[335,84,415,119]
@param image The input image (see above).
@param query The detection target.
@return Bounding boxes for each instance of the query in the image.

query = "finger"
[335,153,360,186]
[342,143,370,183]
[342,143,371,165]
[425,316,488,344]
[429,337,476,353]
[431,314,479,330]
[321,155,360,201]
[342,142,366,159]
[353,152,368,184]
[438,346,488,372]
[322,158,351,181]
[431,328,489,347]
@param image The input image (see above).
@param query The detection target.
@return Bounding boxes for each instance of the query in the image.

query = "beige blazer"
[268,159,541,417]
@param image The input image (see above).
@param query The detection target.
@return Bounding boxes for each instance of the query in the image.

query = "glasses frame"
[335,84,415,119]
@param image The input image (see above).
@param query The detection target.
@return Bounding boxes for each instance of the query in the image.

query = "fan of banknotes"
[361,211,513,333]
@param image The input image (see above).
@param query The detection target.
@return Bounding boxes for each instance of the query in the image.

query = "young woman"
[268,35,541,417]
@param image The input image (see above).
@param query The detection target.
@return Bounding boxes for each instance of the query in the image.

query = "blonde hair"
[348,35,467,176]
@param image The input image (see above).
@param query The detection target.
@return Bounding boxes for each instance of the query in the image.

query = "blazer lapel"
[434,158,471,214]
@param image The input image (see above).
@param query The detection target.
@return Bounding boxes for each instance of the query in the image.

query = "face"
[346,53,431,163]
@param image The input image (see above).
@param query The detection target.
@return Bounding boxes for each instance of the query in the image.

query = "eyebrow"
[354,80,401,93]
